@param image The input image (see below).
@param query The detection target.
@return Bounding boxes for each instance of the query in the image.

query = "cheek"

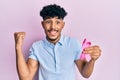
[59,26,63,31]
[43,23,50,29]
[43,27,48,34]
[43,26,49,31]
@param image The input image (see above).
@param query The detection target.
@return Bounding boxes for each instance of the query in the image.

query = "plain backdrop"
[0,0,120,80]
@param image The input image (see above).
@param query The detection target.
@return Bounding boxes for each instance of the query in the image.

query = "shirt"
[29,35,82,80]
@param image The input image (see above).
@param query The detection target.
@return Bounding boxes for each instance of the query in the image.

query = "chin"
[46,36,57,41]
[47,34,60,41]
[48,37,57,41]
[50,36,58,40]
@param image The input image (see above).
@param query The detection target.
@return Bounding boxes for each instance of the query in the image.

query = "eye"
[56,21,60,24]
[45,21,51,24]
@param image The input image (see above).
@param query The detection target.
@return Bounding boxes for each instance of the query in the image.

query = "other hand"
[83,45,101,61]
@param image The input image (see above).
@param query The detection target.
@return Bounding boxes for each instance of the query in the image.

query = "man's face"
[42,17,64,42]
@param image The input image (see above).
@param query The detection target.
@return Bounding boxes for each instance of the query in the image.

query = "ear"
[62,21,65,29]
[41,21,45,29]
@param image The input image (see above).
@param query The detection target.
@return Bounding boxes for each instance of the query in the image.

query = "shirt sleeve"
[28,44,38,61]
[74,39,82,61]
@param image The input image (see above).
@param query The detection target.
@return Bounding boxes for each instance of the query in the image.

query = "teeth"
[50,31,56,35]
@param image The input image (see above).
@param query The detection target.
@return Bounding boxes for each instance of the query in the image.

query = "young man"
[14,4,101,80]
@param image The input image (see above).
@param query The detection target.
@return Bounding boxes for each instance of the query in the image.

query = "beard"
[46,35,58,41]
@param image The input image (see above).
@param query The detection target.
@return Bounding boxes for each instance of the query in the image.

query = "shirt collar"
[58,35,64,46]
[44,35,64,46]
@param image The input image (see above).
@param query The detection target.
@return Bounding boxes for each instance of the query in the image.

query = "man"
[14,4,101,80]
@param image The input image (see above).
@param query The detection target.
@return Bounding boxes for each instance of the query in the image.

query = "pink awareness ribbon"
[80,38,91,62]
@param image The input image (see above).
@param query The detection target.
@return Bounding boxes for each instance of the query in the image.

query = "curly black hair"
[40,4,67,20]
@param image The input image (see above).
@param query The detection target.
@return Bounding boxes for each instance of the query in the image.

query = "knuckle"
[94,45,99,48]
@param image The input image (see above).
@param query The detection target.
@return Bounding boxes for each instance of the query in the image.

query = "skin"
[14,17,101,80]
[14,32,38,80]
[41,17,65,44]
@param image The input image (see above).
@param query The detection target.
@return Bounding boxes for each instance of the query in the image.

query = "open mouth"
[48,29,58,36]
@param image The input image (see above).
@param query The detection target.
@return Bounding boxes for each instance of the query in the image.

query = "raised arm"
[14,32,38,80]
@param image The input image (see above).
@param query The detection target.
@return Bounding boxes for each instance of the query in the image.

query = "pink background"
[0,0,120,80]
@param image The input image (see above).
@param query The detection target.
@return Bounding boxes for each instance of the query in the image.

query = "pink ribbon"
[80,38,91,62]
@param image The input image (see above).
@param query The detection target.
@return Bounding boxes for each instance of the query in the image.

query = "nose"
[50,22,56,29]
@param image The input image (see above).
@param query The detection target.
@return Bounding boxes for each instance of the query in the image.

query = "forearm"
[82,59,95,78]
[15,47,30,80]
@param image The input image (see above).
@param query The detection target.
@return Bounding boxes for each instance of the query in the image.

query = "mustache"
[48,28,58,32]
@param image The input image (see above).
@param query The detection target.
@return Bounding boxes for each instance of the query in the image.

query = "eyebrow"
[44,18,62,21]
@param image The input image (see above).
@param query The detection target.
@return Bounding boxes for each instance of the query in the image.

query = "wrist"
[15,44,22,50]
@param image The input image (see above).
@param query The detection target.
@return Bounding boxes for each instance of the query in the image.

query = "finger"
[20,32,26,35]
[14,32,18,37]
[90,51,101,57]
[92,52,101,56]
[84,49,101,53]
[84,45,100,50]
[91,55,99,60]
[18,34,25,40]
[16,32,26,37]
[83,50,101,57]
[14,32,25,35]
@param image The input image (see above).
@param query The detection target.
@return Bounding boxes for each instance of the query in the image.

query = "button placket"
[54,44,60,72]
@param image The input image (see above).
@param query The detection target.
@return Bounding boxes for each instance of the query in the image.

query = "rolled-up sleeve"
[74,39,82,61]
[29,44,38,61]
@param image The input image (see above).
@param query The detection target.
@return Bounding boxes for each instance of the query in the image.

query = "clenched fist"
[14,32,26,49]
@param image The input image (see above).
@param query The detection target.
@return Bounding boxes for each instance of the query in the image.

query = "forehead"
[44,16,63,21]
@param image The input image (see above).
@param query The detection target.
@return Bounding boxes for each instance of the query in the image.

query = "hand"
[14,32,26,48]
[83,45,101,61]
